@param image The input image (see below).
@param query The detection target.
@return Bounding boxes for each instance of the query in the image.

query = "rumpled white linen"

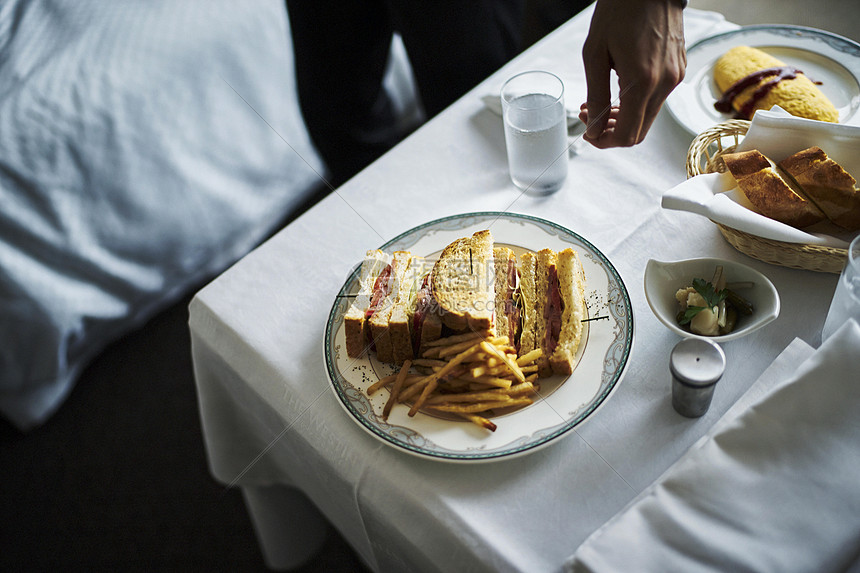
[0,1,417,431]
[567,319,860,573]
[0,0,329,430]
[662,108,860,248]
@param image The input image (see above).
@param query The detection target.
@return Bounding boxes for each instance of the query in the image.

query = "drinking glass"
[501,70,568,195]
[821,234,860,342]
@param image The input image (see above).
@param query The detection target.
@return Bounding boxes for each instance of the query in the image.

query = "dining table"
[188,5,860,572]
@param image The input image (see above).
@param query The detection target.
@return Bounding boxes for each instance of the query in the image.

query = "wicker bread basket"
[685,120,848,273]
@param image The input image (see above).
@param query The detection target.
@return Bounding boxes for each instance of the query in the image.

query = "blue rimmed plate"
[666,25,860,135]
[324,212,633,462]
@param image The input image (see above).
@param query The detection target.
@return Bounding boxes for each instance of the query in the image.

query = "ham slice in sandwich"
[344,250,393,358]
[493,246,522,350]
[367,250,414,364]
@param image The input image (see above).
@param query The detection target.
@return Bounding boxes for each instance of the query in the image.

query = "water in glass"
[504,93,568,194]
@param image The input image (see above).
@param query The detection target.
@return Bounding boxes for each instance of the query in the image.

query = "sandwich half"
[410,265,443,358]
[550,248,587,375]
[518,251,543,372]
[431,230,495,333]
[368,250,413,364]
[493,246,521,348]
[344,249,392,358]
[388,255,442,364]
[520,248,587,376]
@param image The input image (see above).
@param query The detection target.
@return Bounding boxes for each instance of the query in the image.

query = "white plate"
[666,25,860,135]
[324,212,633,462]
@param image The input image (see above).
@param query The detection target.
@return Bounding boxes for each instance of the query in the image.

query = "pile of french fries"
[366,332,542,432]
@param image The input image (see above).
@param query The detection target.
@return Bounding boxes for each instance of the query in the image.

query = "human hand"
[579,0,686,148]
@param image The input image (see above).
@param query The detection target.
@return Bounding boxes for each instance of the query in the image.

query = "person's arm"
[578,0,686,148]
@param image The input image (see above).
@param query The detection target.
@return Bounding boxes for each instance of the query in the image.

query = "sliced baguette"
[778,146,860,231]
[431,230,495,332]
[722,149,825,228]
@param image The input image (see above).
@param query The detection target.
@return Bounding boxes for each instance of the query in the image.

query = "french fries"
[375,333,543,433]
[383,359,412,419]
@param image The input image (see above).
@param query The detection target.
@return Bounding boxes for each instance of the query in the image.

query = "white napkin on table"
[566,319,860,573]
[663,108,860,248]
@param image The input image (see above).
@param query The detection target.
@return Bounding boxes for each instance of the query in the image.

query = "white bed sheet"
[0,0,326,430]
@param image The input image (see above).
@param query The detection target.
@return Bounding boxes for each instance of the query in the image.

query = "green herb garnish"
[678,278,728,325]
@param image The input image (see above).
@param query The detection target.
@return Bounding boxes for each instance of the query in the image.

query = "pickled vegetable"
[675,266,754,336]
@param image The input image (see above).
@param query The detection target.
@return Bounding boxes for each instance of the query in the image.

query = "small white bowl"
[644,257,781,343]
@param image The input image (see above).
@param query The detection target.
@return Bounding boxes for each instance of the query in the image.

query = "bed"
[0,0,418,430]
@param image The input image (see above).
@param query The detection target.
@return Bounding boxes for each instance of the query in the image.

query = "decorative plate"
[324,212,633,462]
[666,25,860,135]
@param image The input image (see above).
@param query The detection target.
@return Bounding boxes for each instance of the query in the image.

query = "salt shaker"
[670,338,726,418]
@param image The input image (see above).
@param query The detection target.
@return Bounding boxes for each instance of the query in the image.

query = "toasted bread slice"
[344,250,392,358]
[532,249,555,377]
[723,149,825,228]
[549,249,587,375]
[368,251,412,363]
[518,251,538,360]
[778,146,860,231]
[493,246,520,345]
[431,230,495,332]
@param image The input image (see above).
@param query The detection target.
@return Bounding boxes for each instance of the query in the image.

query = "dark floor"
[0,293,370,572]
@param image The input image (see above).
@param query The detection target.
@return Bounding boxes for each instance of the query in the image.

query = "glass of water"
[821,234,860,342]
[501,70,568,195]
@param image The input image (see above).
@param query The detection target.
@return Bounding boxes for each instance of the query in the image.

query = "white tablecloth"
[189,7,845,571]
